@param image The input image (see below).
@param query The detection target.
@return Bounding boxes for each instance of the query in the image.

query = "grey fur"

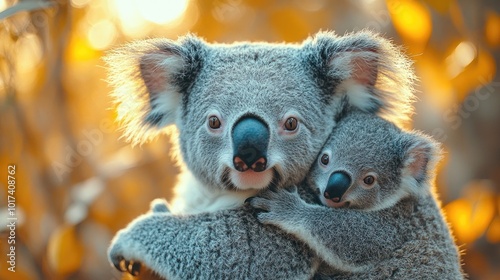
[249,110,464,279]
[108,110,464,279]
[104,30,416,203]
[109,200,319,280]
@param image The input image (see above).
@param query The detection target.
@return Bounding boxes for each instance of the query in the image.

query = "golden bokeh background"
[0,0,499,279]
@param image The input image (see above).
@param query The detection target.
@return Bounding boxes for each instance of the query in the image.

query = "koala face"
[105,31,415,192]
[308,110,439,211]
[180,45,335,191]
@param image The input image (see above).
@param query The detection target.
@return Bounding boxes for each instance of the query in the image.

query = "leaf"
[386,0,432,46]
[486,216,500,243]
[47,225,84,276]
[485,11,500,48]
[443,180,496,244]
[451,48,496,102]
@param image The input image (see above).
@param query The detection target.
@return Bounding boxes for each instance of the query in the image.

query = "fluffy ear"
[401,132,442,189]
[305,30,416,125]
[104,35,204,144]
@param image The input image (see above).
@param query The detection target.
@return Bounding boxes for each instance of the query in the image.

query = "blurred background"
[0,0,499,279]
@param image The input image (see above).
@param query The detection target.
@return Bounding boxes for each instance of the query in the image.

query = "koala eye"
[208,116,221,129]
[284,117,298,131]
[363,175,375,185]
[320,154,329,166]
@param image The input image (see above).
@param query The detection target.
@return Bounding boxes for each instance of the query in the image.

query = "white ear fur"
[404,138,434,181]
[140,51,186,126]
[337,81,380,112]
[328,49,379,86]
[401,132,441,196]
[104,39,187,144]
[324,30,416,126]
[330,49,379,112]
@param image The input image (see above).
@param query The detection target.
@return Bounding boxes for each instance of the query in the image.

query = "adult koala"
[105,31,415,278]
[109,110,465,280]
[105,30,414,214]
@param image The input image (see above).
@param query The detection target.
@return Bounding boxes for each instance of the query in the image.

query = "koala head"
[105,31,415,192]
[308,110,441,211]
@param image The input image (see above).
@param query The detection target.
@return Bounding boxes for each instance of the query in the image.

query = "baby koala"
[249,109,464,278]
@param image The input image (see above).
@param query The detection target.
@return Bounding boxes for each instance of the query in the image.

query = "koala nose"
[324,171,352,201]
[232,116,269,172]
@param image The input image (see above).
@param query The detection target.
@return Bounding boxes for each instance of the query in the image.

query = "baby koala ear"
[401,132,442,185]
[104,35,205,144]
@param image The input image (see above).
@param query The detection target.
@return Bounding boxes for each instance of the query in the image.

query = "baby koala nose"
[232,116,269,172]
[324,171,352,201]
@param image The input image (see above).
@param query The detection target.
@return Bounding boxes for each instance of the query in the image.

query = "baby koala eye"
[284,117,298,131]
[320,154,329,166]
[208,116,221,129]
[363,175,375,185]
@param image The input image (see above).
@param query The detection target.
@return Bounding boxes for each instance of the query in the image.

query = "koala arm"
[108,199,319,280]
[248,187,407,273]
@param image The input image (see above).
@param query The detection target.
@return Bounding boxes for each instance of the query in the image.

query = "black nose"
[232,116,269,172]
[324,171,352,201]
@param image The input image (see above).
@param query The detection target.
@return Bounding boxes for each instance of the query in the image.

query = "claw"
[244,197,255,204]
[113,256,126,272]
[124,260,131,272]
[128,261,141,276]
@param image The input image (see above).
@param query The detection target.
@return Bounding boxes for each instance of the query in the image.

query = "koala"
[108,109,464,280]
[104,30,415,214]
[248,109,465,279]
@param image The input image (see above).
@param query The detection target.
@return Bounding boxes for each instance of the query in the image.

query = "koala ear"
[401,132,442,186]
[104,35,204,143]
[305,30,416,125]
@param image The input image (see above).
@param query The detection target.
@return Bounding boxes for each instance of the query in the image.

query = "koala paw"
[112,255,142,276]
[108,205,172,278]
[108,236,143,276]
[246,186,303,226]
